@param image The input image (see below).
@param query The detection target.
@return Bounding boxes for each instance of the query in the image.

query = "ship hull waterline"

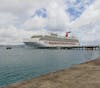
[24,42,79,49]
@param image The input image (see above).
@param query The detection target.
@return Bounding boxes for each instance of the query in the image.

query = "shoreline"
[3,57,100,88]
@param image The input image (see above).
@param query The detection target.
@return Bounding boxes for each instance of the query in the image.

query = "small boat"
[6,47,12,50]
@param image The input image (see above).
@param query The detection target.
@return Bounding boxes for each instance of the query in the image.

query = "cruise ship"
[24,32,80,48]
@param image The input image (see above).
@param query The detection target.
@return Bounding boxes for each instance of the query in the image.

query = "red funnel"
[66,32,70,37]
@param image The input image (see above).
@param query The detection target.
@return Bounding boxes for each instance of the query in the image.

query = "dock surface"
[3,57,100,88]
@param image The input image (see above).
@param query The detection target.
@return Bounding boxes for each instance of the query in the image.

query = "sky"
[0,0,100,45]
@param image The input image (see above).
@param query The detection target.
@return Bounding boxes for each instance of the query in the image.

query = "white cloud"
[0,0,70,44]
[0,0,70,29]
[0,12,18,26]
[0,0,34,14]
[67,0,100,45]
[24,16,46,30]
[0,25,48,45]
[23,0,70,32]
[71,0,100,29]
[0,0,99,45]
[0,26,29,44]
[73,21,100,45]
[46,0,70,31]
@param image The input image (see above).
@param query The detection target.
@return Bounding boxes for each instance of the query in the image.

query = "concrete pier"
[3,57,100,88]
[39,45,100,50]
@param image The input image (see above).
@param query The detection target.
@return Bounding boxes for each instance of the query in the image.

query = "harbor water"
[0,46,100,87]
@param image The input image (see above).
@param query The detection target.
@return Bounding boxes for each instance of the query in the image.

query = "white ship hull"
[24,41,46,48]
[24,33,80,48]
[24,40,79,48]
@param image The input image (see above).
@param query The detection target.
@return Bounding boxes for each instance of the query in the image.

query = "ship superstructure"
[24,32,80,48]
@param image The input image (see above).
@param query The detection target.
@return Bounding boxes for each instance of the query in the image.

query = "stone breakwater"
[3,57,100,88]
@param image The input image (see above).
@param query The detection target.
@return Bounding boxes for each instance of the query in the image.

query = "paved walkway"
[4,57,100,88]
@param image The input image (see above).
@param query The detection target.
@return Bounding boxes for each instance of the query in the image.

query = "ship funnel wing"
[65,31,71,37]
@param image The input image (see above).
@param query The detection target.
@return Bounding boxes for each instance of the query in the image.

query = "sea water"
[0,46,100,87]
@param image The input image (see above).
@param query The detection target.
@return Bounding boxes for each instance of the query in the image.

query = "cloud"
[75,22,100,45]
[66,0,94,20]
[23,0,70,32]
[46,0,70,31]
[0,0,70,44]
[68,0,100,45]
[0,0,99,45]
[71,0,100,29]
[0,0,34,14]
[0,26,29,45]
[0,12,18,26]
[0,25,48,45]
[23,16,47,30]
